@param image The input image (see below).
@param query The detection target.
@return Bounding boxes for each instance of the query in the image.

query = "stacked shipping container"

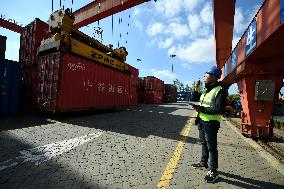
[137,77,144,103]
[19,18,49,112]
[142,76,164,104]
[0,35,6,59]
[0,59,20,115]
[15,18,139,113]
[163,84,177,103]
[37,52,138,112]
[19,19,49,67]
[128,65,139,106]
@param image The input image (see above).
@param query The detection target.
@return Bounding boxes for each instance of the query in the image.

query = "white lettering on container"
[98,83,105,92]
[67,62,86,71]
[117,86,123,94]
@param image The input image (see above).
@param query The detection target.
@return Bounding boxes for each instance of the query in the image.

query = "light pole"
[170,54,176,73]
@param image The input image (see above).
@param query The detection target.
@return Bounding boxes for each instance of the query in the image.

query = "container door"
[0,61,11,115]
[10,62,20,114]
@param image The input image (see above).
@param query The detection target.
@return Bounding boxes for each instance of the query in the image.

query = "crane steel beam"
[0,18,22,33]
[213,0,235,68]
[216,0,284,138]
[74,0,150,28]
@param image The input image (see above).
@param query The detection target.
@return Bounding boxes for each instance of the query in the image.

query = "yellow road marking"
[157,115,195,189]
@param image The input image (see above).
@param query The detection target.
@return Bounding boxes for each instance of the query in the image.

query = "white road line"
[0,131,103,171]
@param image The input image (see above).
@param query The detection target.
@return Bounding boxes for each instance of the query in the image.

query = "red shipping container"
[163,84,177,103]
[21,66,38,112]
[143,91,163,104]
[137,78,144,103]
[138,77,144,90]
[143,76,164,92]
[137,91,144,103]
[19,18,49,68]
[127,65,138,106]
[37,52,138,112]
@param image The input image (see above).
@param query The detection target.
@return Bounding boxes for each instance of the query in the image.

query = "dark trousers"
[198,119,220,171]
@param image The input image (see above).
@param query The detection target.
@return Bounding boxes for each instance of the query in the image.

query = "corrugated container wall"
[163,84,177,103]
[37,52,138,112]
[143,76,164,92]
[22,66,38,112]
[0,35,7,59]
[19,19,49,112]
[142,76,164,104]
[127,65,138,106]
[137,77,144,103]
[144,91,163,104]
[0,59,20,115]
[19,18,49,67]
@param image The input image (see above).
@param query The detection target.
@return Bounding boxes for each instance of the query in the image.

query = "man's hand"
[192,105,203,113]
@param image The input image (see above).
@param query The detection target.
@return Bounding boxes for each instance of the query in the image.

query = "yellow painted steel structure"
[70,38,128,71]
[38,9,129,73]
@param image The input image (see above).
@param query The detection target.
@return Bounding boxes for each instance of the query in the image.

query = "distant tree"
[185,84,191,92]
[173,79,182,92]
[180,83,185,92]
[173,79,196,92]
[228,94,240,101]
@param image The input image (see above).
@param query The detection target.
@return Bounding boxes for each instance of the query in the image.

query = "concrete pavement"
[0,103,283,188]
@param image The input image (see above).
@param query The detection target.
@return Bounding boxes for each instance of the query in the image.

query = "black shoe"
[204,170,219,183]
[191,162,208,169]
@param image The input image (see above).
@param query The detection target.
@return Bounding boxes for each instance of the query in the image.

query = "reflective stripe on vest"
[198,86,223,122]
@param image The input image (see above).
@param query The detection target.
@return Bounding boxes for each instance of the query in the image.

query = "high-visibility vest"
[198,86,223,122]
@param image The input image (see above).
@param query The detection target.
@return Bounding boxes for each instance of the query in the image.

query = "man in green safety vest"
[191,66,227,183]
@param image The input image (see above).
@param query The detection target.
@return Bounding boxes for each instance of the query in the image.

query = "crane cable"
[118,16,122,48]
[112,0,114,38]
[126,13,130,45]
[118,0,124,48]
[98,2,101,26]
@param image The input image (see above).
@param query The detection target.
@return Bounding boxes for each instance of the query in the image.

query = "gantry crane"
[1,0,283,137]
[0,0,150,32]
[214,0,284,137]
[0,0,151,72]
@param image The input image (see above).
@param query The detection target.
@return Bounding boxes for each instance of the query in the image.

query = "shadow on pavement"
[218,171,284,189]
[0,115,51,131]
[0,103,192,188]
[0,132,104,189]
[184,135,255,151]
[47,103,193,142]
